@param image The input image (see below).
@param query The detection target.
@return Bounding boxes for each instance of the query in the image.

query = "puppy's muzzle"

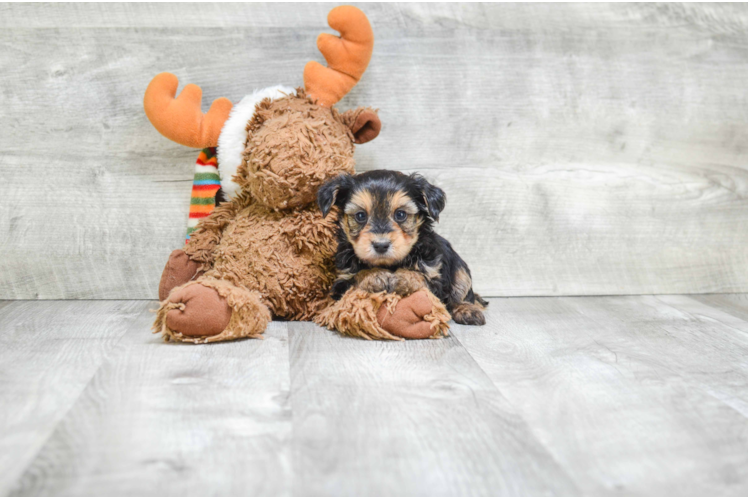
[372,239,391,255]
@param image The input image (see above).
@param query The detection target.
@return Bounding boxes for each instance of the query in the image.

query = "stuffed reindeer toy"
[148,6,451,343]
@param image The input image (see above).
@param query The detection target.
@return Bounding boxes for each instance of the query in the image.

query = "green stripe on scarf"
[191,197,218,205]
[193,172,222,181]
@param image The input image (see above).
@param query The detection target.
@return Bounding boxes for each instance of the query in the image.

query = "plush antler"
[304,6,374,107]
[144,72,233,148]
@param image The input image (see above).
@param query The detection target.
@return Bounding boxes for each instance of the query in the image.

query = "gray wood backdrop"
[2,3,748,300]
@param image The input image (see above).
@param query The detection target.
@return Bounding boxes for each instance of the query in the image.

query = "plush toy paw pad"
[376,290,436,339]
[165,283,232,337]
[159,249,202,301]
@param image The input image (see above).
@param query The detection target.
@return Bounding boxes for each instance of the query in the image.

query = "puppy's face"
[342,187,422,266]
[318,170,446,267]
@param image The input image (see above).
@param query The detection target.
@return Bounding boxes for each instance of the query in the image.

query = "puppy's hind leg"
[451,302,486,326]
[474,293,489,308]
[449,266,487,326]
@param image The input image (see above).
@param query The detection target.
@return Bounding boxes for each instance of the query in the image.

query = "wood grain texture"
[287,321,578,496]
[2,3,748,30]
[3,297,748,494]
[0,300,145,495]
[2,3,748,298]
[10,305,292,496]
[451,295,748,495]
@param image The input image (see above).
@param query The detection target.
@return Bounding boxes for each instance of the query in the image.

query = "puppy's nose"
[372,241,391,254]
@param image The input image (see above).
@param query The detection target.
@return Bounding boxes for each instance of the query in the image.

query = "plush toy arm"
[283,207,340,261]
[315,286,451,341]
[183,198,242,269]
[315,287,403,341]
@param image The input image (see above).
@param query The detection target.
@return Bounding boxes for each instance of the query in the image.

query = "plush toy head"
[143,5,381,211]
[237,92,379,210]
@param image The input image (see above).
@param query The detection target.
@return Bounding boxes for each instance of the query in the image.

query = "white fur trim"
[217,85,296,199]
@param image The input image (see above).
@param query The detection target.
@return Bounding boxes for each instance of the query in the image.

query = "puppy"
[317,170,487,326]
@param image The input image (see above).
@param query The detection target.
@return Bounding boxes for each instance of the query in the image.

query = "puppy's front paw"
[356,269,398,294]
[392,269,429,296]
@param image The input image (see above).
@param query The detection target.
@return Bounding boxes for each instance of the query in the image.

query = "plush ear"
[340,108,381,144]
[318,174,354,217]
[411,174,446,222]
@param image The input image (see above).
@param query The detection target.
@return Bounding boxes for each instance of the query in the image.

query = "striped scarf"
[186,148,221,242]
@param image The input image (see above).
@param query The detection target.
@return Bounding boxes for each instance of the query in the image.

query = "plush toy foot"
[377,290,449,339]
[153,278,271,344]
[164,283,232,337]
[158,249,203,301]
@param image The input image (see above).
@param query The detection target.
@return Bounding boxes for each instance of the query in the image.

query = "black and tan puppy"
[317,170,487,325]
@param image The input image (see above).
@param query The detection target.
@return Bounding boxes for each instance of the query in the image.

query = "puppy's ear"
[318,174,353,217]
[411,174,446,222]
[339,108,381,144]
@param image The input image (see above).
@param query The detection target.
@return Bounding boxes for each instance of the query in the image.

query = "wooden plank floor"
[2,295,748,495]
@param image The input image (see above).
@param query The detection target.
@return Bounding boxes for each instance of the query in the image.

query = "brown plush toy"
[148,6,451,343]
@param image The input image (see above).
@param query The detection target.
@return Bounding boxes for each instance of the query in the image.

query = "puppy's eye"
[354,211,367,223]
[394,209,407,222]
